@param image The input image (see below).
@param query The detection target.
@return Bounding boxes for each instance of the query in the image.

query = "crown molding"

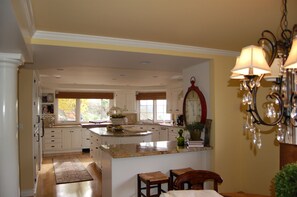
[32,31,239,57]
[13,0,36,37]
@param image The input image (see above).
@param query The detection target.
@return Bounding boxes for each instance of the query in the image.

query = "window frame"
[55,98,113,124]
[137,99,172,123]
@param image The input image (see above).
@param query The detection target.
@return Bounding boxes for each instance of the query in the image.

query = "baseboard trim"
[21,189,34,197]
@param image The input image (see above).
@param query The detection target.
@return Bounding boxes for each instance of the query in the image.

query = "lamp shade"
[231,45,271,76]
[230,56,244,79]
[284,37,297,69]
[230,73,244,79]
[264,58,282,81]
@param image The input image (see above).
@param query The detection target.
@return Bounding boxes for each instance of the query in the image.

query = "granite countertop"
[89,127,152,137]
[101,141,212,158]
[51,124,82,128]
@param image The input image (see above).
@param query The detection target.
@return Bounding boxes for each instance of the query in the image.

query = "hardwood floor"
[35,152,102,197]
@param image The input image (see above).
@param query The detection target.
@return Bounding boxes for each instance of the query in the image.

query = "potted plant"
[275,162,297,197]
[186,122,204,141]
[107,106,126,125]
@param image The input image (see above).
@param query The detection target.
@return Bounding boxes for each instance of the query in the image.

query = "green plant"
[110,114,126,118]
[275,162,297,197]
[186,122,204,132]
[185,122,205,141]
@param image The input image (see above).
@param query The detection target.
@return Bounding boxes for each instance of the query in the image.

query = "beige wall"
[211,56,279,195]
[18,68,34,192]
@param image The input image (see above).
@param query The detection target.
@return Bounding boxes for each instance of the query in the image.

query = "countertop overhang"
[101,141,212,158]
[89,127,152,137]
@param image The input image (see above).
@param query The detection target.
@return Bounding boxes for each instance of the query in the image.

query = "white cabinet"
[90,132,152,169]
[146,125,168,141]
[168,127,179,141]
[82,128,91,149]
[43,128,63,153]
[166,88,183,114]
[146,125,159,141]
[62,128,82,151]
[114,91,136,113]
[159,127,168,141]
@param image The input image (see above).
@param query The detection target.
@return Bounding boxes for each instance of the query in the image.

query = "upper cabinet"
[166,88,183,114]
[114,91,137,113]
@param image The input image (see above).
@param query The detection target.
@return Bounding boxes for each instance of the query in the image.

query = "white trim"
[0,53,24,65]
[33,31,239,57]
[20,189,34,197]
[16,0,36,37]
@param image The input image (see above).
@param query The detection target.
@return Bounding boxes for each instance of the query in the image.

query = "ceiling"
[5,0,297,91]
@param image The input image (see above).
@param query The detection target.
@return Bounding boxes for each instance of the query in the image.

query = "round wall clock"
[183,77,207,126]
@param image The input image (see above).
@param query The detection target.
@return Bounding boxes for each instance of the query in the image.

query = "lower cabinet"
[43,128,63,152]
[43,127,82,154]
[62,128,82,151]
[168,127,179,141]
[82,128,91,149]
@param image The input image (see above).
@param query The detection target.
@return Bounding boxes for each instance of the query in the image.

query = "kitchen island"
[88,127,153,169]
[101,141,212,197]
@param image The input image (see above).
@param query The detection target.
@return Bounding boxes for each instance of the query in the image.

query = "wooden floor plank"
[34,152,102,197]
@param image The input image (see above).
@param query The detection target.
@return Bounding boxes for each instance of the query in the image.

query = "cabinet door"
[71,129,82,149]
[125,91,136,113]
[168,128,178,141]
[147,125,159,142]
[159,127,168,141]
[82,128,91,148]
[166,89,173,113]
[166,88,183,114]
[62,129,72,150]
[115,91,136,113]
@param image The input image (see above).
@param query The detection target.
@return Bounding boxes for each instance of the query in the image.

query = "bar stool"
[169,167,194,190]
[137,171,169,197]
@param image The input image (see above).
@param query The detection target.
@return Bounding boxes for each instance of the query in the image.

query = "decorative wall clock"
[183,76,207,126]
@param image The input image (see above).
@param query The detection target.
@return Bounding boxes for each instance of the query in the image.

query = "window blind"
[55,92,114,99]
[136,92,166,100]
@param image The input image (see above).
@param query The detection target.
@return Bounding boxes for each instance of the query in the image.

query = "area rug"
[53,157,93,184]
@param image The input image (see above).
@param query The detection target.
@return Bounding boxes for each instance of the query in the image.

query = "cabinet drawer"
[44,138,62,143]
[44,143,62,150]
[44,133,62,139]
[44,130,62,138]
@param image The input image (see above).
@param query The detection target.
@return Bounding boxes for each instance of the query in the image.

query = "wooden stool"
[169,167,194,190]
[137,171,169,197]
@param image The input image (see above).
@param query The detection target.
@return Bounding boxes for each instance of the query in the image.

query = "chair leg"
[137,175,141,197]
[169,171,173,190]
[158,183,162,195]
[146,182,150,197]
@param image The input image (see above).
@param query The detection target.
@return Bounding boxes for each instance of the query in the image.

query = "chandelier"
[230,0,297,148]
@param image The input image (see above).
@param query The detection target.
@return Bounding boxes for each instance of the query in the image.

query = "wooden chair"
[173,170,223,192]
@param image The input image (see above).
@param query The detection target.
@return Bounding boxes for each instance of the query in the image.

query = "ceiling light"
[140,61,151,65]
[230,0,297,148]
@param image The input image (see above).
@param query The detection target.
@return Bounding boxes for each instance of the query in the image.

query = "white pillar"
[0,53,23,197]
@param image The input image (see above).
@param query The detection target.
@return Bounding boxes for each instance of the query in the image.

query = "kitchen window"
[57,98,111,123]
[138,99,171,123]
[55,92,113,123]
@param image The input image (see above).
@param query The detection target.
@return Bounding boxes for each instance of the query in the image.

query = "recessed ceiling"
[16,0,297,90]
